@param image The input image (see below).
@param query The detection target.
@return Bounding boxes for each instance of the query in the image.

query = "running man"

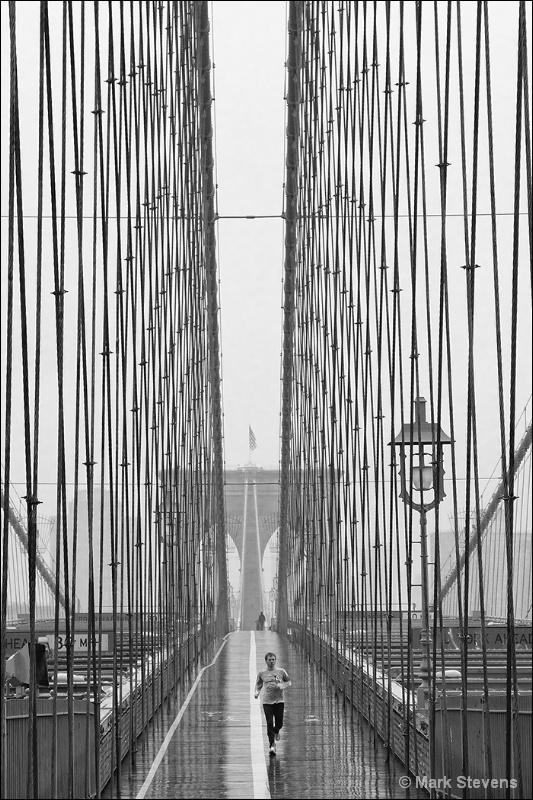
[254,651,291,756]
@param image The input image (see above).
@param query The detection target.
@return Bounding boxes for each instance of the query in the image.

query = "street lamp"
[392,396,452,713]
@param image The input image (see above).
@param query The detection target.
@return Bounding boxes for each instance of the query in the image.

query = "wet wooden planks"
[103,630,427,799]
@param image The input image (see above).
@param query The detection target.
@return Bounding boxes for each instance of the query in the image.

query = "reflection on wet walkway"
[103,631,428,799]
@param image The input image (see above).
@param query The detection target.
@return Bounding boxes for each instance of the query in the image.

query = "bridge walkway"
[103,630,428,799]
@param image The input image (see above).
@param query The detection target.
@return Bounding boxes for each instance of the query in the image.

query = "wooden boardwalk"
[102,630,427,799]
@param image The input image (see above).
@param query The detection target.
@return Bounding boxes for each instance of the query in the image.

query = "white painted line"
[136,636,229,799]
[249,631,271,799]
[239,480,248,628]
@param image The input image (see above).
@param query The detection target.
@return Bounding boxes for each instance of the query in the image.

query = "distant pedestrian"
[254,651,291,756]
[257,611,266,631]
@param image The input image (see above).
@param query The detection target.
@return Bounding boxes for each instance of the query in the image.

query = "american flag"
[249,426,257,451]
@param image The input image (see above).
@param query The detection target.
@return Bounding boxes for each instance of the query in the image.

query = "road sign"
[3,630,112,656]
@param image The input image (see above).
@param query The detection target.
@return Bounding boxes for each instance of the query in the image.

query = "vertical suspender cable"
[195,0,228,639]
[278,0,304,636]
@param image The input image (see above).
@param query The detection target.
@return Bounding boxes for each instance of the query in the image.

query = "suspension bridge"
[1,1,531,799]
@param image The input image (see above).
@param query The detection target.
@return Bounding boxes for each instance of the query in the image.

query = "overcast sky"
[211,1,288,469]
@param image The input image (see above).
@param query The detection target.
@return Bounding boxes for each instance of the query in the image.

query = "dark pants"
[263,703,284,746]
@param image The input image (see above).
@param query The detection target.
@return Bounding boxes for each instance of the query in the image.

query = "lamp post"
[393,397,452,713]
[269,587,278,630]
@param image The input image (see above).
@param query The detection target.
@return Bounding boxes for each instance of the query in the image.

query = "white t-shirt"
[255,667,291,704]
